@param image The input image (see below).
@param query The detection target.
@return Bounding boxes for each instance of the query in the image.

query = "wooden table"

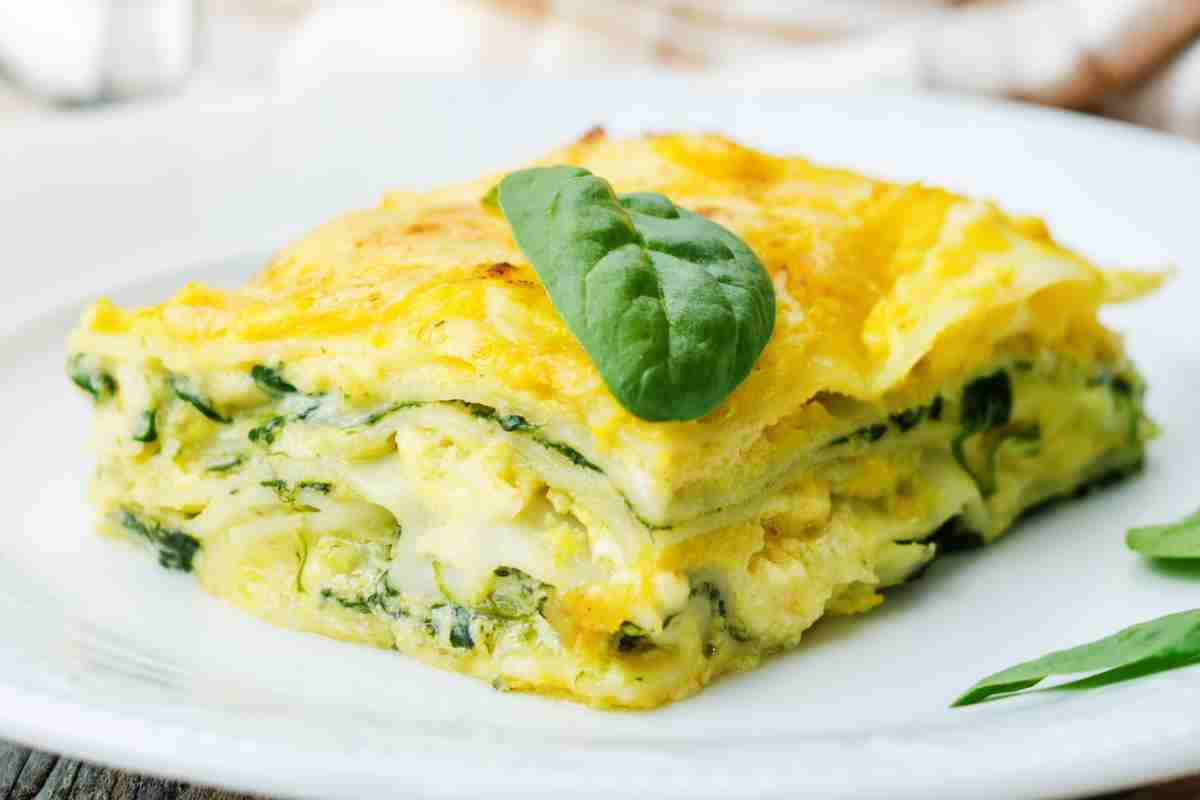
[0,743,251,800]
[3,740,1199,800]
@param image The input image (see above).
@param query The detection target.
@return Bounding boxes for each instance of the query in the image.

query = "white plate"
[2,79,1199,800]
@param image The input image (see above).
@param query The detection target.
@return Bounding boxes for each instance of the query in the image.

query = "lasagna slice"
[67,133,1157,708]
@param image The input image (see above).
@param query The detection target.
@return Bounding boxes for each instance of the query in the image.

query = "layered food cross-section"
[67,133,1157,708]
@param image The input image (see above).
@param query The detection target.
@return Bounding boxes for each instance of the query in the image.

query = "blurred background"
[1,0,1199,138]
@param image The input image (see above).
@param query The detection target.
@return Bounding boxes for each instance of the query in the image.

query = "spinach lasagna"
[67,133,1158,708]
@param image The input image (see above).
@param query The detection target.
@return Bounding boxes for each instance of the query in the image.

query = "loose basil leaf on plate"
[494,166,775,422]
[1127,510,1200,558]
[953,609,1200,707]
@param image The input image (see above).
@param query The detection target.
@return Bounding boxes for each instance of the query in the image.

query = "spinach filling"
[446,606,475,649]
[610,579,753,659]
[899,443,1150,588]
[537,439,601,471]
[155,365,603,476]
[321,578,407,619]
[320,590,375,614]
[299,389,601,472]
[67,354,117,402]
[614,621,654,653]
[205,455,245,473]
[826,361,1145,501]
[498,414,534,433]
[829,423,888,447]
[951,369,1015,496]
[624,498,674,532]
[1088,369,1145,447]
[359,401,426,427]
[479,566,551,619]
[247,364,321,447]
[260,479,333,511]
[451,401,600,471]
[116,509,201,572]
[132,409,158,443]
[426,566,553,650]
[694,580,752,644]
[251,364,300,396]
[169,375,231,424]
[325,565,552,653]
[952,365,1142,498]
[827,395,944,448]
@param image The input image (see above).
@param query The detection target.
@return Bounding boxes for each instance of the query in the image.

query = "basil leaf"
[953,609,1200,707]
[495,166,775,422]
[205,455,245,473]
[1127,509,1200,558]
[249,415,286,446]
